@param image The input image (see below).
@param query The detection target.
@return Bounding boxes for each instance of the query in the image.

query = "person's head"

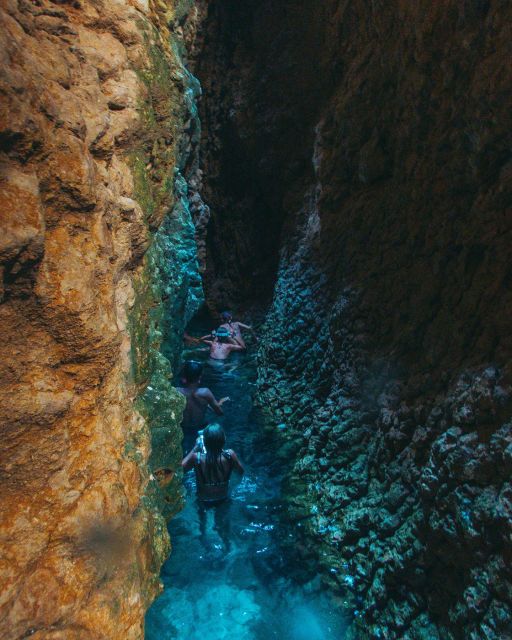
[220,310,233,323]
[213,327,231,343]
[203,423,226,458]
[180,360,203,385]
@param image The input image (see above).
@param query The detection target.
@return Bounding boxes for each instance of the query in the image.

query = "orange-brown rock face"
[0,1,200,638]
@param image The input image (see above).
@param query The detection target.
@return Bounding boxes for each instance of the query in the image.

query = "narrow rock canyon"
[1,1,511,639]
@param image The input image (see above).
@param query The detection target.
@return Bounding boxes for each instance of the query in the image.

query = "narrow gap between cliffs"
[145,308,349,639]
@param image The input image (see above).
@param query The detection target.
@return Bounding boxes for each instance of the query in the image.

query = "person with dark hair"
[181,423,244,503]
[201,327,245,360]
[182,423,245,553]
[219,310,258,348]
[177,361,229,431]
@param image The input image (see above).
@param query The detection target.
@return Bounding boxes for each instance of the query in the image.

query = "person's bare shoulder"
[228,449,245,472]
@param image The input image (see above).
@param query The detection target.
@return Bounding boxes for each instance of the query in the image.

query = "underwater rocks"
[0,1,203,638]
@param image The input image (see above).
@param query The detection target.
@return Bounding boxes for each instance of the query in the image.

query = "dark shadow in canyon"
[189,2,512,639]
[194,0,335,309]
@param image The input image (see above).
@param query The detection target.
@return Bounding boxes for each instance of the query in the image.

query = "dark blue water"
[145,324,347,640]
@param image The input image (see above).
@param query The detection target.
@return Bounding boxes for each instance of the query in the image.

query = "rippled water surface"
[145,320,347,640]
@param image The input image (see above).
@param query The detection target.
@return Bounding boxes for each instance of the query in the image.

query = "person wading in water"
[177,361,229,433]
[182,423,245,503]
[218,310,258,348]
[182,424,245,552]
[201,327,245,360]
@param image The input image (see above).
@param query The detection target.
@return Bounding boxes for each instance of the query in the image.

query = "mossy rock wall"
[0,1,204,637]
[129,5,204,525]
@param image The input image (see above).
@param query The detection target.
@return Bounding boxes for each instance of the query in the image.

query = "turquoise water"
[145,322,347,640]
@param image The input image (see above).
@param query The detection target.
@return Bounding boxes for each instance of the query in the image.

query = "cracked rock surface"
[0,1,203,638]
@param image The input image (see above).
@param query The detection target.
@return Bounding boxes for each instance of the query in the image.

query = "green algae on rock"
[128,7,204,531]
[0,0,205,637]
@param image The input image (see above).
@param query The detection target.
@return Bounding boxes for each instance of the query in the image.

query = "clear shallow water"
[145,323,347,640]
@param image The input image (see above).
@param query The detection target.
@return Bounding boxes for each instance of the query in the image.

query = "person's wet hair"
[204,423,226,457]
[203,423,227,481]
[180,360,203,384]
[220,311,232,322]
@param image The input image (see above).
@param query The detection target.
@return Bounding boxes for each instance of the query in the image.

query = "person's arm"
[237,322,258,342]
[184,332,210,350]
[230,334,245,347]
[201,338,213,346]
[228,343,245,353]
[199,333,213,340]
[228,450,245,475]
[201,389,229,416]
[181,449,197,472]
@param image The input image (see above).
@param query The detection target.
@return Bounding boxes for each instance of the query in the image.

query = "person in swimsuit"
[177,361,229,433]
[182,422,245,502]
[201,327,245,360]
[218,310,258,348]
[182,423,245,553]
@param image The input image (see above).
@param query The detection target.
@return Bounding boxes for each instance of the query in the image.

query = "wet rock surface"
[260,291,512,639]
[0,1,203,637]
[197,2,512,638]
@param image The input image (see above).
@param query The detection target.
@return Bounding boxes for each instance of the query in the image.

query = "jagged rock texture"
[0,1,202,638]
[196,1,512,638]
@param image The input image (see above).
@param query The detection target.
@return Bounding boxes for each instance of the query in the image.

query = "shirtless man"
[219,311,258,348]
[177,361,229,430]
[202,327,245,360]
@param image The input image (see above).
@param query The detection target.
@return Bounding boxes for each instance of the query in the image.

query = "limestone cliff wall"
[0,1,202,638]
[196,2,512,639]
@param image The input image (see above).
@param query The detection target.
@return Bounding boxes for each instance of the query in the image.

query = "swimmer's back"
[178,386,210,428]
